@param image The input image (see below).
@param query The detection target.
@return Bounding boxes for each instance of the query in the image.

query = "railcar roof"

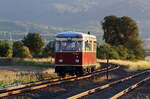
[55,32,96,38]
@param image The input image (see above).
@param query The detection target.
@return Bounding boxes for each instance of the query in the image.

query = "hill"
[0,21,102,41]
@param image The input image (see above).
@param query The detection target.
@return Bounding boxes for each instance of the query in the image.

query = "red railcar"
[55,32,97,76]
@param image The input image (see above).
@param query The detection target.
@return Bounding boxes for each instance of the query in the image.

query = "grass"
[97,59,150,71]
[0,57,54,68]
[0,57,57,89]
[0,70,58,89]
[0,57,149,89]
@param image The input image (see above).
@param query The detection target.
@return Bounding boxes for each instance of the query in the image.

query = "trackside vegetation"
[97,16,145,60]
[0,16,146,60]
[0,33,55,58]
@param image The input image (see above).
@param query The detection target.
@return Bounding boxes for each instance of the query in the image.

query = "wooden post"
[106,56,109,80]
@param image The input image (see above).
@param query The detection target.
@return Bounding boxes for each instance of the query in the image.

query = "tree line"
[0,33,54,58]
[0,15,145,60]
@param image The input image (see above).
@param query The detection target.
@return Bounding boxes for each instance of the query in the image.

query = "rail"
[67,70,150,99]
[0,64,119,98]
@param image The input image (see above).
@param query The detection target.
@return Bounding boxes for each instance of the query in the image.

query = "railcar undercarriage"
[55,65,96,77]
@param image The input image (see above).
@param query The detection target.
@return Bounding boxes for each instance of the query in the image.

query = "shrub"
[6,48,13,57]
[17,46,32,58]
[114,45,129,60]
[13,41,24,57]
[42,41,55,58]
[97,44,119,59]
[127,51,136,60]
[0,41,12,57]
[125,39,145,60]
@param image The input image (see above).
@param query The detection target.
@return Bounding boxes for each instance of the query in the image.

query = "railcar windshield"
[56,40,82,52]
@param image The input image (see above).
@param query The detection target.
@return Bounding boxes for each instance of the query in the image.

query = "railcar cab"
[55,32,97,77]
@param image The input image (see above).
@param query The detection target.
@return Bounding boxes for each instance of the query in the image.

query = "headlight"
[59,59,63,63]
[75,59,79,63]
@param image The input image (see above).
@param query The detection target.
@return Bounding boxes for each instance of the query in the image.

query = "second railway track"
[0,63,119,98]
[68,69,150,99]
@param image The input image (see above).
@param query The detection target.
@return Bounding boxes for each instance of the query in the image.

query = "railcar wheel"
[83,69,87,74]
[69,72,75,76]
[87,68,92,73]
[91,66,96,72]
[75,71,83,77]
[58,72,66,77]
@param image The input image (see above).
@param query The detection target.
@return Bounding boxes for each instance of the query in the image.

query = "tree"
[101,15,144,59]
[102,16,139,46]
[22,33,44,57]
[0,41,12,57]
[42,41,55,57]
[102,16,120,45]
[13,41,24,57]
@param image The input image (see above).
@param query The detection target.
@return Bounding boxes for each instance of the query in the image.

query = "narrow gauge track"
[0,64,119,98]
[67,70,150,99]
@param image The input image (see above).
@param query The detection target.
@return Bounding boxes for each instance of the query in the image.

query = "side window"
[85,41,88,51]
[93,41,97,51]
[89,41,92,51]
[55,41,61,51]
[85,40,92,51]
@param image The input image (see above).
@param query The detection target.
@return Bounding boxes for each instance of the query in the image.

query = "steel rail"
[0,64,111,93]
[110,76,150,99]
[0,64,119,98]
[67,70,150,99]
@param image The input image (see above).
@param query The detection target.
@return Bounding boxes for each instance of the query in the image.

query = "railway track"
[67,70,150,99]
[0,63,119,98]
[120,79,150,98]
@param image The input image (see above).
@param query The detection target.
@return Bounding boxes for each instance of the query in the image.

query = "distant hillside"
[0,21,65,33]
[0,0,150,39]
[0,21,103,41]
[0,20,150,49]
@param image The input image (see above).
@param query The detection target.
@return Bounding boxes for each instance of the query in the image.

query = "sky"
[0,0,150,38]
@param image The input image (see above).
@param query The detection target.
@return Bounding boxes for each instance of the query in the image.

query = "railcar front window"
[56,41,82,52]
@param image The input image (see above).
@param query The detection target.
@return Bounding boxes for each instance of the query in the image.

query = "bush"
[126,51,136,60]
[6,48,13,57]
[125,39,145,60]
[42,41,55,58]
[0,41,12,57]
[109,48,120,59]
[114,45,129,60]
[97,44,119,59]
[13,41,24,57]
[18,46,32,58]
